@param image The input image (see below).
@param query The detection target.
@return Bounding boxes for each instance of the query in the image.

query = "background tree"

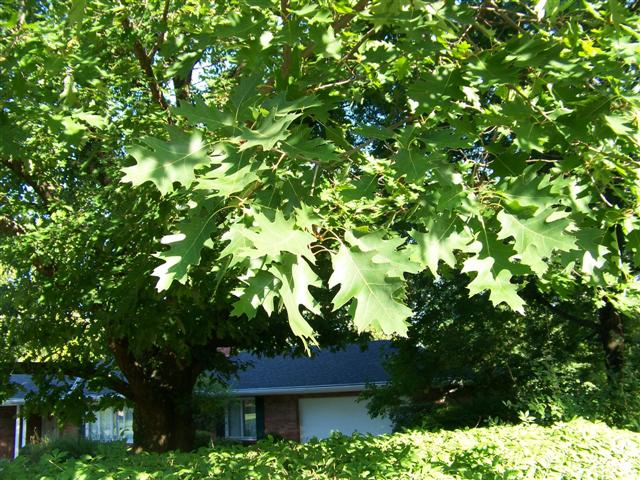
[1,0,639,451]
[364,272,640,430]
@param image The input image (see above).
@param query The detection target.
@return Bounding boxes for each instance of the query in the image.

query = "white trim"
[13,406,20,459]
[230,382,386,397]
[21,416,27,447]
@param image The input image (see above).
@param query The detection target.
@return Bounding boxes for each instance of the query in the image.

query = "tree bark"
[132,389,196,452]
[597,299,625,386]
[108,338,202,452]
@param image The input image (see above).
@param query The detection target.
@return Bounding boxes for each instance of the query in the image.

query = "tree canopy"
[119,0,640,340]
[1,0,640,451]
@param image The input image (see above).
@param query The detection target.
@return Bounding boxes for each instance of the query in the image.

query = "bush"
[1,419,638,479]
[193,430,213,449]
[509,358,640,430]
[18,437,127,464]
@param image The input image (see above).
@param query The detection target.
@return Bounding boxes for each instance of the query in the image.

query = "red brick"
[263,395,299,441]
[0,406,16,459]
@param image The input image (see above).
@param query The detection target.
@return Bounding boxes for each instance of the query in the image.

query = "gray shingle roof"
[228,340,392,394]
[3,374,38,405]
[3,342,393,403]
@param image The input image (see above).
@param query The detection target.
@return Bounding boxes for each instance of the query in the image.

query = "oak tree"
[1,0,639,451]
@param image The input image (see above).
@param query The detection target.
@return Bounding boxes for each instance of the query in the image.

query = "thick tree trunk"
[598,300,625,386]
[132,390,196,452]
[108,338,203,452]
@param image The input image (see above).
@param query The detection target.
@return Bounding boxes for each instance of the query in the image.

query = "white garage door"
[298,396,393,442]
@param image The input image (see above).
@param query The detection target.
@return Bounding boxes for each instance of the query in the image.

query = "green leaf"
[67,0,86,27]
[219,222,254,267]
[497,209,577,275]
[393,148,427,182]
[462,235,529,313]
[319,26,342,59]
[604,114,633,136]
[174,98,239,134]
[122,128,210,195]
[340,174,378,202]
[249,210,315,262]
[409,216,474,277]
[328,244,412,336]
[281,130,339,163]
[512,122,550,152]
[152,199,220,291]
[270,254,321,340]
[627,229,640,268]
[574,228,610,275]
[221,209,315,266]
[75,112,107,129]
[229,73,262,118]
[196,161,260,198]
[237,111,299,151]
[231,270,279,319]
[345,231,421,278]
[498,167,558,213]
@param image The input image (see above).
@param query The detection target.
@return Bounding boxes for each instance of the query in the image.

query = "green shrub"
[1,420,638,479]
[193,430,213,449]
[19,437,127,464]
[510,358,640,430]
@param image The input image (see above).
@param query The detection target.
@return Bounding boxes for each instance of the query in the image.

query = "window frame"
[224,397,257,441]
[84,406,134,444]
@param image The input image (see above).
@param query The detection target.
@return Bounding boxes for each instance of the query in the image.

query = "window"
[85,407,133,443]
[226,398,256,439]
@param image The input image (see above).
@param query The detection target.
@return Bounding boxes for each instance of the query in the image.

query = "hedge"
[1,419,638,479]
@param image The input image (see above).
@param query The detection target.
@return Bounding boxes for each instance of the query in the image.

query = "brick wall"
[40,415,80,441]
[263,395,299,441]
[0,406,16,459]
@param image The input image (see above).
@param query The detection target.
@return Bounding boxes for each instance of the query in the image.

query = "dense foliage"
[1,0,639,451]
[116,0,640,338]
[364,272,640,430]
[1,420,638,479]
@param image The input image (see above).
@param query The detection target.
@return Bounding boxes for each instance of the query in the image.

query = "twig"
[486,3,524,33]
[280,0,292,79]
[340,26,376,64]
[311,78,353,92]
[301,0,370,61]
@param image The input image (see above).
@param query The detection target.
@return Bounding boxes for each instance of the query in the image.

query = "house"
[0,341,393,457]
[0,374,91,458]
[0,375,133,459]
[223,340,394,442]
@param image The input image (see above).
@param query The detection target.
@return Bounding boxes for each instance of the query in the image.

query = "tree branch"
[333,0,369,31]
[149,0,171,60]
[0,216,26,236]
[12,361,132,398]
[0,157,55,205]
[120,16,169,110]
[521,281,599,331]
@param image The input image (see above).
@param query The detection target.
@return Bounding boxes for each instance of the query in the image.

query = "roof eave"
[229,381,387,397]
